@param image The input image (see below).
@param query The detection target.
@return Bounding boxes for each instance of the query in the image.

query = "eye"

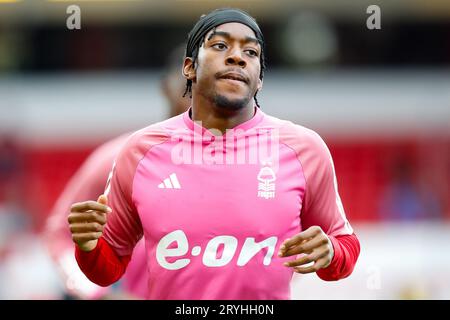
[245,49,258,57]
[212,43,227,50]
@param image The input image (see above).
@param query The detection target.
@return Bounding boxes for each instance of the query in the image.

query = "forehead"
[205,22,257,41]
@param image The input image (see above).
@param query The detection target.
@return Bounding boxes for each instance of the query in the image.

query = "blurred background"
[0,0,449,299]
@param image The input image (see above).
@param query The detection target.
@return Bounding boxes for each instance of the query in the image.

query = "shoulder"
[113,115,183,170]
[119,116,181,157]
[263,114,330,158]
[86,133,132,168]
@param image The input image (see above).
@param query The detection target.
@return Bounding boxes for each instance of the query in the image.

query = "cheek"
[195,69,213,92]
[196,51,216,80]
[196,62,218,91]
[195,64,210,84]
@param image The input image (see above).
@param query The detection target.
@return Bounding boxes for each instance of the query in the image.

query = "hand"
[278,226,334,274]
[68,194,111,252]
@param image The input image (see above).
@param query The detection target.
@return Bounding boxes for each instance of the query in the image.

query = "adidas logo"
[158,173,181,189]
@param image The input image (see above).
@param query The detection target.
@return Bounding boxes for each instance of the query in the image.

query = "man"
[44,46,189,299]
[68,8,360,299]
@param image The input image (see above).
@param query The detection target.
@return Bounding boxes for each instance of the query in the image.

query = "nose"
[225,48,246,68]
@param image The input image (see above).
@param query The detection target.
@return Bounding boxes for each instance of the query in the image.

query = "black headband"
[186,8,265,79]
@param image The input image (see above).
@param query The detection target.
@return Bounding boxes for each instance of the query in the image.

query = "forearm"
[75,237,131,287]
[316,233,360,281]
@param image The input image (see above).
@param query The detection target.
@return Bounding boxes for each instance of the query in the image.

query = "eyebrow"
[207,30,261,47]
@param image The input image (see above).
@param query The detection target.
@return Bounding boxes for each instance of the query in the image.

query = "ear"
[256,77,263,91]
[183,57,196,82]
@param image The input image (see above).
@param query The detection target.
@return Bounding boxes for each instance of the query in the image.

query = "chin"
[213,94,251,111]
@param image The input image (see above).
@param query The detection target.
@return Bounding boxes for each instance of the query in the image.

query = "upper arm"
[299,131,353,236]
[102,140,144,257]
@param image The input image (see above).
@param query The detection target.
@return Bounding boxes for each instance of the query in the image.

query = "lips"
[218,72,248,84]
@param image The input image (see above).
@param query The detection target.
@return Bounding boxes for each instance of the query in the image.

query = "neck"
[190,93,255,135]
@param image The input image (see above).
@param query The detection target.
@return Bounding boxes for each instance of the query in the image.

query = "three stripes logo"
[158,173,181,189]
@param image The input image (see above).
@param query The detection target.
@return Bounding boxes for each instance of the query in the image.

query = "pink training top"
[103,106,354,300]
[44,133,148,299]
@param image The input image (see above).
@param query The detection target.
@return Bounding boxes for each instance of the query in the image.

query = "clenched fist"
[278,226,334,274]
[68,194,111,252]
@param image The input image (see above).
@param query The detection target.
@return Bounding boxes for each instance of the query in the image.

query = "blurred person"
[0,134,22,187]
[69,8,360,299]
[43,45,190,299]
[378,157,442,221]
[0,134,61,299]
[0,189,30,257]
[0,133,29,257]
[0,133,24,212]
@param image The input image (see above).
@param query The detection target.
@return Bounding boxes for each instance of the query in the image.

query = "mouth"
[217,72,248,84]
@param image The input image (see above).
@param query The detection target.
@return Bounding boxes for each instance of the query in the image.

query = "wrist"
[323,235,336,269]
